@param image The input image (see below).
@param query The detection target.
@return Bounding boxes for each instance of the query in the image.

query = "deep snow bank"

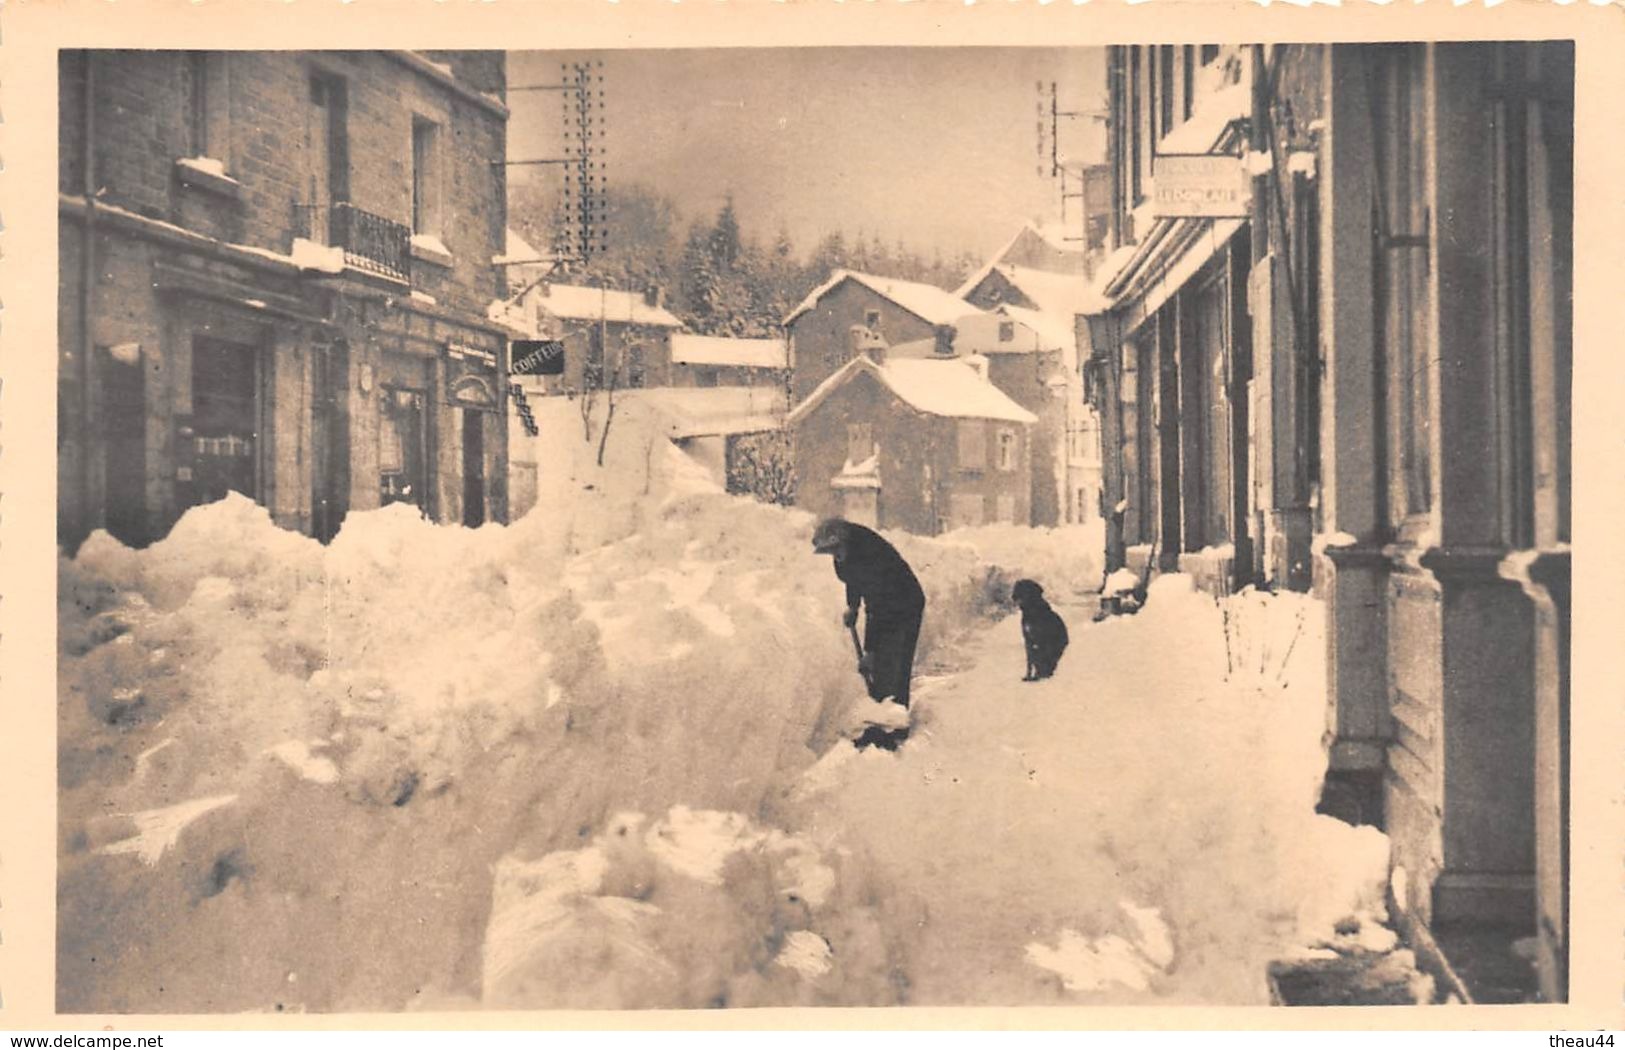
[780,574,1394,1006]
[57,403,1107,1012]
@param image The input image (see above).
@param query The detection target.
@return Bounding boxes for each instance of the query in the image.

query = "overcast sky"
[507,47,1108,263]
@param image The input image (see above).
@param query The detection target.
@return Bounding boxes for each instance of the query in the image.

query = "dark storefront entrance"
[182,336,260,513]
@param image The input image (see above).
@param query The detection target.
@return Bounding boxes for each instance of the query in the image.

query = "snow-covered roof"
[669,334,788,370]
[783,270,981,329]
[787,354,1037,427]
[959,262,1108,318]
[533,284,683,328]
[630,386,787,439]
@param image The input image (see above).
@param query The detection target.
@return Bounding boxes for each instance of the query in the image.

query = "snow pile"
[58,398,1121,1012]
[481,806,894,1008]
[926,520,1106,604]
[784,574,1394,1005]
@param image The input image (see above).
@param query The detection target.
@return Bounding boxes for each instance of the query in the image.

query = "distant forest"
[509,181,985,338]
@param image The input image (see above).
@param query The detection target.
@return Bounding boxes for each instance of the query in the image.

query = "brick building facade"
[59,50,511,548]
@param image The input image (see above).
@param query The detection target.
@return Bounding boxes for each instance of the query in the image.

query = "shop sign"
[511,339,566,377]
[1152,155,1251,219]
[448,342,498,368]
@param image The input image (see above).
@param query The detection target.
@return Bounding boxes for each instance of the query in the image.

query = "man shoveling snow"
[811,518,924,751]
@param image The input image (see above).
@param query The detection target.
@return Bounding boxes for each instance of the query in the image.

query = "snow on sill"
[1287,150,1318,179]
[412,234,455,267]
[1310,531,1360,556]
[177,156,230,179]
[410,290,438,307]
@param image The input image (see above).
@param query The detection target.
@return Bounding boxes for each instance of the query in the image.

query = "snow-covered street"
[56,402,1414,1012]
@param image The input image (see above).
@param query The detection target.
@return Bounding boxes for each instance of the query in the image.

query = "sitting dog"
[1011,578,1069,682]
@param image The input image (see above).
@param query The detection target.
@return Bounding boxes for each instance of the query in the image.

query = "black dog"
[1011,579,1069,682]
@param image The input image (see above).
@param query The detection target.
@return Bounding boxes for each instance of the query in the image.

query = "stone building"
[58,50,512,547]
[1086,41,1573,1002]
[783,269,981,405]
[787,327,1036,535]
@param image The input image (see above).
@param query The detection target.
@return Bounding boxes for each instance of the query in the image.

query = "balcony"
[292,201,412,283]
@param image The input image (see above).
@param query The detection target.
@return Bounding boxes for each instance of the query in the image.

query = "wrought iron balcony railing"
[292,201,413,283]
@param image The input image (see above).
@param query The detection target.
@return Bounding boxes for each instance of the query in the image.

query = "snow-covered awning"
[535,284,683,328]
[669,334,788,369]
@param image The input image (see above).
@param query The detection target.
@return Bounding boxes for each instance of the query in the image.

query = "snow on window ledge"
[174,157,242,200]
[411,234,454,268]
[289,238,346,274]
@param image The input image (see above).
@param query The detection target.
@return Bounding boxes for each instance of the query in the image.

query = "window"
[304,72,349,244]
[186,52,230,162]
[1158,45,1176,139]
[1183,46,1196,122]
[847,422,874,465]
[998,320,1015,343]
[1201,45,1220,65]
[1129,48,1143,204]
[1372,45,1432,528]
[864,308,883,331]
[412,116,443,236]
[996,493,1017,524]
[996,428,1018,471]
[957,420,987,469]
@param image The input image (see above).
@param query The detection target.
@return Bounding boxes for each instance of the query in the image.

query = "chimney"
[849,324,887,366]
[964,352,990,383]
[643,285,663,308]
[933,324,957,357]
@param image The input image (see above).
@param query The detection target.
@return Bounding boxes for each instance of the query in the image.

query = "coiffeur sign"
[1152,154,1251,219]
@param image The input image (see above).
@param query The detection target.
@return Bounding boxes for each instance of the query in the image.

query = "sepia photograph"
[2,0,1618,1033]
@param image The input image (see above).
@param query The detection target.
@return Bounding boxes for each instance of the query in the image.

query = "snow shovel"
[847,622,875,693]
[845,623,910,742]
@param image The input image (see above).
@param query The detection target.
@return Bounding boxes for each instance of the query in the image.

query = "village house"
[783,269,981,404]
[884,313,1074,529]
[1085,41,1573,1002]
[787,327,1036,535]
[58,49,512,547]
[956,250,1111,526]
[979,220,1092,276]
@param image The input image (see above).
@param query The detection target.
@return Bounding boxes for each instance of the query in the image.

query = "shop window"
[957,420,987,470]
[380,387,428,513]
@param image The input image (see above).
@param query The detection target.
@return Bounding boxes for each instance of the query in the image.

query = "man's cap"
[812,517,848,553]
